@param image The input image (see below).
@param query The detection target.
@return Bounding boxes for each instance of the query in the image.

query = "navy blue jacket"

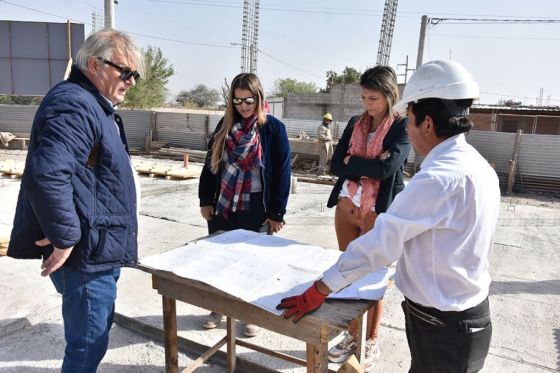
[199,114,291,222]
[327,115,410,213]
[8,66,138,273]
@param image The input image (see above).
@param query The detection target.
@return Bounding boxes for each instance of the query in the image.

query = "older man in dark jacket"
[8,29,142,373]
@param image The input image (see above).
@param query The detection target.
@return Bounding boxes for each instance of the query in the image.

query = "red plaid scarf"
[347,112,396,217]
[216,115,262,218]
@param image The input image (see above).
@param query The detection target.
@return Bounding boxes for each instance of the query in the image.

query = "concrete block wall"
[283,83,407,123]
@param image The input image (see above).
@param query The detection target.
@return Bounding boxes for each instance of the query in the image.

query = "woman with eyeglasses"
[325,66,410,372]
[198,73,291,337]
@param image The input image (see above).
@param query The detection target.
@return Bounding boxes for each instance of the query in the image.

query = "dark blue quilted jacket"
[8,66,138,273]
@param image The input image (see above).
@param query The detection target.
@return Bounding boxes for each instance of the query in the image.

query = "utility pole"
[104,0,117,29]
[416,15,429,68]
[397,55,414,83]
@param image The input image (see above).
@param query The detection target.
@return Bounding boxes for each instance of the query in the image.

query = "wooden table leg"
[226,316,237,373]
[162,296,178,373]
[355,312,367,364]
[306,326,329,372]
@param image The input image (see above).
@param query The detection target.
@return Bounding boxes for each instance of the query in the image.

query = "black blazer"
[327,115,410,213]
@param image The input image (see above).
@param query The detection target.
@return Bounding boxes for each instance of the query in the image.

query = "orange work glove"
[276,281,327,323]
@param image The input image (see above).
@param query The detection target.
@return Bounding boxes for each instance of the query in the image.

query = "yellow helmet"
[323,113,333,121]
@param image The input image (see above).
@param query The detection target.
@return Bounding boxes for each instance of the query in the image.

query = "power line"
[129,31,233,48]
[399,10,560,19]
[1,0,325,80]
[431,17,560,25]
[145,0,384,17]
[429,33,560,41]
[0,0,84,23]
[0,0,236,48]
[258,49,324,80]
[481,91,560,103]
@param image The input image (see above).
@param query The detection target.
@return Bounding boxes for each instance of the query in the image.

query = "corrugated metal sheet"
[156,112,206,132]
[0,104,37,133]
[405,131,517,185]
[119,110,152,151]
[286,117,345,140]
[281,118,318,138]
[155,112,207,150]
[465,131,515,174]
[208,114,223,133]
[3,104,560,193]
[156,129,206,150]
[517,134,560,177]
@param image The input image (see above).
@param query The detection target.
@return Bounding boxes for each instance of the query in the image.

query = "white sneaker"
[202,311,224,329]
[364,338,380,373]
[328,332,357,363]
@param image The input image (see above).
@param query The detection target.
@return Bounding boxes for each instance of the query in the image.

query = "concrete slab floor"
[0,151,559,372]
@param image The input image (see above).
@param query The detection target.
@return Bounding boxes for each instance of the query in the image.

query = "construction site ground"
[0,149,559,372]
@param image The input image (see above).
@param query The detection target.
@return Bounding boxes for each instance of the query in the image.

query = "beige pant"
[335,197,383,340]
[318,140,333,173]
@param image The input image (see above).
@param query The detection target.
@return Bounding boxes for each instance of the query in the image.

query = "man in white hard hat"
[317,112,334,175]
[278,60,500,373]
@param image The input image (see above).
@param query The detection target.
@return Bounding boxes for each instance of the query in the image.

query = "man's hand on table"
[276,280,331,323]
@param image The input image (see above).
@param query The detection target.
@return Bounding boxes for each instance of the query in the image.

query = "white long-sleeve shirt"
[322,133,501,311]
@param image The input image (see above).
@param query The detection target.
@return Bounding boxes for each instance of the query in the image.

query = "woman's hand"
[379,150,391,160]
[343,155,351,165]
[200,206,214,221]
[264,218,284,234]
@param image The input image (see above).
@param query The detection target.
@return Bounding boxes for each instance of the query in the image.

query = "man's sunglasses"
[232,96,256,105]
[100,59,141,81]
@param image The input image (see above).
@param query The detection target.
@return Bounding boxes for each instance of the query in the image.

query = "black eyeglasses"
[232,96,256,105]
[100,59,141,81]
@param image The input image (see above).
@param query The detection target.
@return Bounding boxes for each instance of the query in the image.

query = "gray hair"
[75,28,143,74]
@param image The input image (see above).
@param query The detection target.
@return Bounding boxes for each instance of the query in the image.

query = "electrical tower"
[239,0,260,73]
[91,10,103,33]
[376,0,398,66]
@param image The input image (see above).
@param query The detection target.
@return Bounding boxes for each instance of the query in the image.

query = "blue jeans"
[50,266,121,373]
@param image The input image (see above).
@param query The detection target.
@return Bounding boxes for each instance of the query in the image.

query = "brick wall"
[470,112,493,131]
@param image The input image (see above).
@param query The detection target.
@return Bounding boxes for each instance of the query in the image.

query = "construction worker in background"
[278,59,500,373]
[317,112,334,175]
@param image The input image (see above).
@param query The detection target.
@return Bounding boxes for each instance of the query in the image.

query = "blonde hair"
[360,65,400,117]
[210,73,266,173]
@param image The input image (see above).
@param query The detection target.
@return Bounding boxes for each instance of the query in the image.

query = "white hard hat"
[395,59,479,113]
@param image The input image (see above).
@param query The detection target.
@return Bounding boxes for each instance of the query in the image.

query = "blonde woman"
[326,66,410,371]
[198,73,291,337]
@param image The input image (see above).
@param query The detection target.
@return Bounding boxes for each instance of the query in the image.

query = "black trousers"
[208,192,268,234]
[402,297,492,373]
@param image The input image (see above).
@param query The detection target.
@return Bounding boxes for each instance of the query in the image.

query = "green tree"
[122,46,174,109]
[325,67,361,90]
[271,78,318,97]
[176,84,221,108]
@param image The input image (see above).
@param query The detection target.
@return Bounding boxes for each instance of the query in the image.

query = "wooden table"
[138,263,375,373]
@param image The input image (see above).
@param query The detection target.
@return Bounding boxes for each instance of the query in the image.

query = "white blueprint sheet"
[140,229,394,315]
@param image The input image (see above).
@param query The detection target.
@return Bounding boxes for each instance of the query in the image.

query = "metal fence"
[497,114,560,135]
[2,104,560,193]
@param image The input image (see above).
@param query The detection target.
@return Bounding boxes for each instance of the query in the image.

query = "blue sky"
[2,0,560,106]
